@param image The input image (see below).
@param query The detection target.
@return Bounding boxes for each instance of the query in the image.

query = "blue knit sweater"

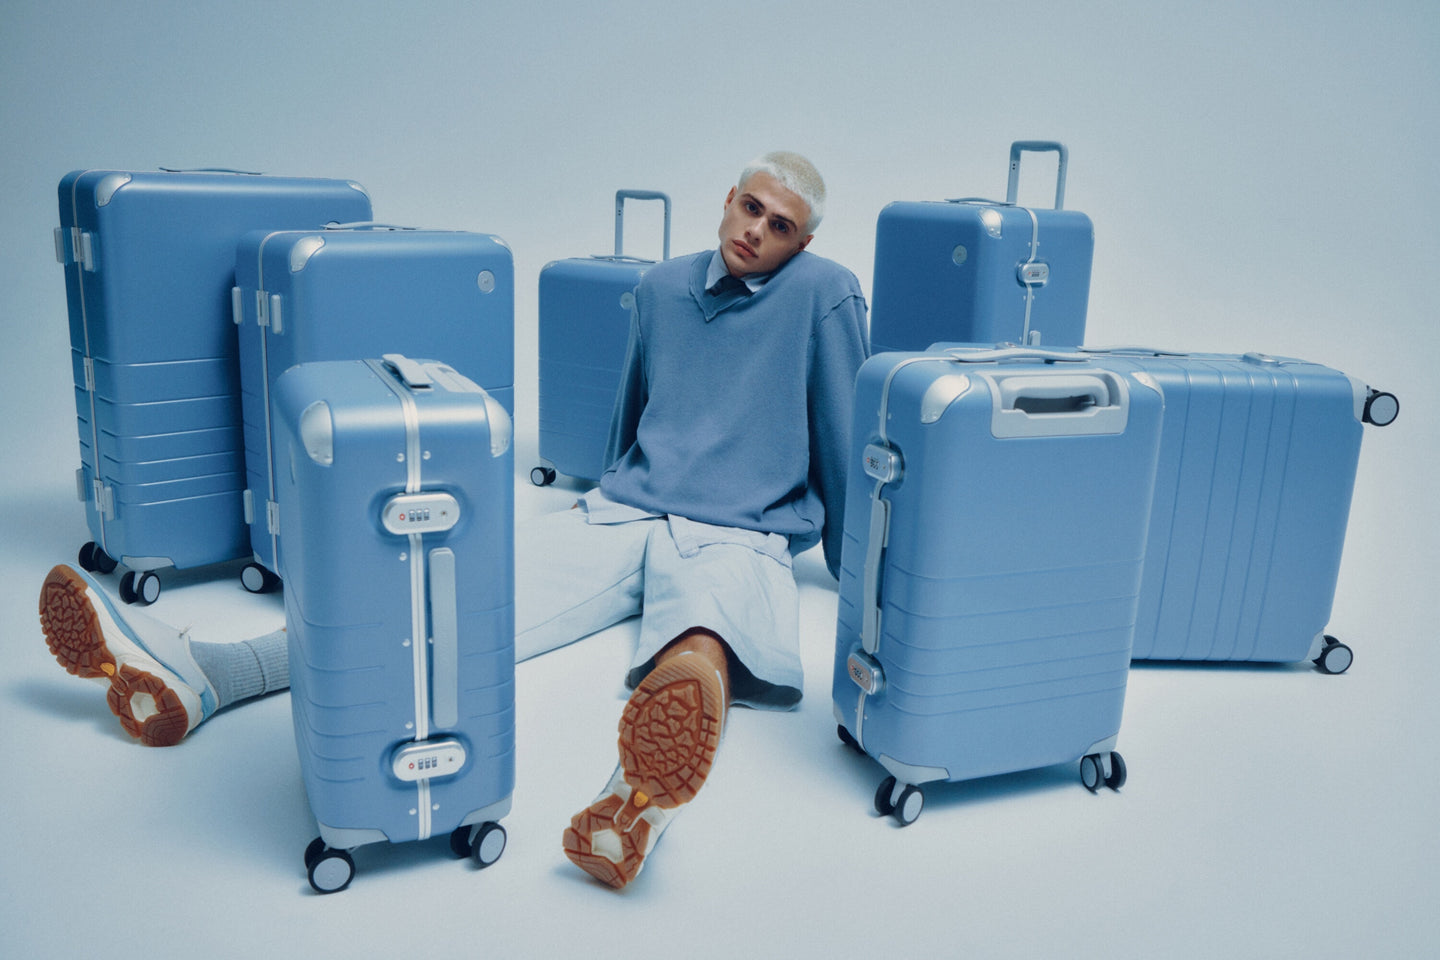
[600,248,869,577]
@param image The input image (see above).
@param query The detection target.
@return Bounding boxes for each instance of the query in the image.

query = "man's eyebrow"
[740,191,799,230]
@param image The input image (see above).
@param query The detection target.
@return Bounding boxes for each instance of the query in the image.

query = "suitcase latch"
[391,738,467,783]
[847,651,885,695]
[381,492,461,535]
[1017,261,1049,286]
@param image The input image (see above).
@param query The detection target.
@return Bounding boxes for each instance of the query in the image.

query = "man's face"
[716,171,814,278]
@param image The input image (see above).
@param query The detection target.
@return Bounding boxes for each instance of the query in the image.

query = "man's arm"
[808,292,870,579]
[603,300,648,473]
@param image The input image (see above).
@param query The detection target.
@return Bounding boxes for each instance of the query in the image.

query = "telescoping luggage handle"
[1007,141,1069,209]
[613,189,671,261]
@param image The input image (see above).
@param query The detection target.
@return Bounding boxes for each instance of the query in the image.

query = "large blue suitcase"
[271,355,515,893]
[234,223,514,591]
[55,168,372,605]
[868,142,1093,354]
[1073,347,1398,672]
[832,346,1163,825]
[532,190,670,486]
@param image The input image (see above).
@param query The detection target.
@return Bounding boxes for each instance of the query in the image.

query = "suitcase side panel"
[537,257,648,479]
[275,360,514,845]
[238,229,515,573]
[835,353,1161,783]
[870,202,1093,354]
[1122,356,1363,661]
[60,170,372,566]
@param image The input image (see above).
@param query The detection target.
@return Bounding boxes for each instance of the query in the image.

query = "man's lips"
[730,238,757,259]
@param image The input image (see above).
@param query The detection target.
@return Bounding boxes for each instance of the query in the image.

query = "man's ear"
[724,186,737,209]
[798,234,814,251]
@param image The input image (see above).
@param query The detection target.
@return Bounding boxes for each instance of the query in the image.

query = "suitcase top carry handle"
[1006,141,1069,209]
[615,190,671,260]
[382,353,434,388]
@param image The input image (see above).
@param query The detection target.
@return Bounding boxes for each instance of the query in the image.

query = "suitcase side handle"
[324,221,417,231]
[615,190,671,260]
[157,167,263,175]
[1006,141,1069,209]
[429,547,460,730]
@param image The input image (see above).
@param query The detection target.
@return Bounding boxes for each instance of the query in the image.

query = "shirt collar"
[704,249,771,295]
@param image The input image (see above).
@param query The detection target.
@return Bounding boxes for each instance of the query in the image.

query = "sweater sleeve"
[808,291,870,579]
[604,301,648,472]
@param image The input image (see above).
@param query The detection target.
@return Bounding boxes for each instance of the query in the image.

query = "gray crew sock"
[190,630,290,710]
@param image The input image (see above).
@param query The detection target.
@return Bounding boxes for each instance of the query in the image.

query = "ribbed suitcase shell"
[868,143,1092,354]
[235,225,514,582]
[832,348,1162,811]
[56,169,372,584]
[272,357,514,860]
[1080,349,1380,663]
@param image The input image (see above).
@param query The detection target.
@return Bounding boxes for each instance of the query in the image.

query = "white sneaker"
[38,564,217,746]
[562,651,727,888]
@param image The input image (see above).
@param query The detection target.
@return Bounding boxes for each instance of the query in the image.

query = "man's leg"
[562,630,731,888]
[37,564,287,746]
[561,519,801,889]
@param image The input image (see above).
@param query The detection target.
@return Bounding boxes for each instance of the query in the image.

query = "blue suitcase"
[868,142,1093,354]
[832,345,1163,825]
[55,168,372,605]
[1073,347,1399,672]
[270,355,515,893]
[532,190,670,485]
[233,223,514,591]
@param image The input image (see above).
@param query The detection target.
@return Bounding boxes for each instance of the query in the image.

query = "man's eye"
[772,220,789,234]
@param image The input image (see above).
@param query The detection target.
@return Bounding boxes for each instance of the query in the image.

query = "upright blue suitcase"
[832,346,1163,825]
[868,142,1093,354]
[234,223,514,591]
[55,168,372,605]
[1072,347,1398,672]
[532,190,670,486]
[271,355,515,893]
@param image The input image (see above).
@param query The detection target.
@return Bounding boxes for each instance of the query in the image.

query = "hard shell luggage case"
[234,223,514,591]
[832,346,1163,825]
[868,142,1093,354]
[271,355,515,893]
[533,190,670,485]
[1073,347,1398,672]
[55,168,373,605]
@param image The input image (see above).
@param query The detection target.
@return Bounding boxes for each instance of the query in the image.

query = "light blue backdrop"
[2,2,1436,957]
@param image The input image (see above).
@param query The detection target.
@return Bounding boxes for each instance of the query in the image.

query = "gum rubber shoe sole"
[38,564,192,747]
[562,653,726,888]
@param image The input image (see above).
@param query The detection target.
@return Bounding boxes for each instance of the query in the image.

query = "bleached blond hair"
[737,151,826,234]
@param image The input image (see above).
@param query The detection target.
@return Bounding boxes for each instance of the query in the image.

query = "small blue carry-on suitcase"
[532,190,670,486]
[234,223,514,592]
[55,168,373,605]
[1073,347,1399,672]
[833,345,1163,825]
[271,355,515,893]
[867,142,1093,354]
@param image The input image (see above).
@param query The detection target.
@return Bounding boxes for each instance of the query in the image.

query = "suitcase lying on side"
[234,223,514,592]
[55,168,372,605]
[868,142,1093,354]
[832,346,1163,825]
[533,190,670,485]
[271,355,515,893]
[1074,347,1398,671]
